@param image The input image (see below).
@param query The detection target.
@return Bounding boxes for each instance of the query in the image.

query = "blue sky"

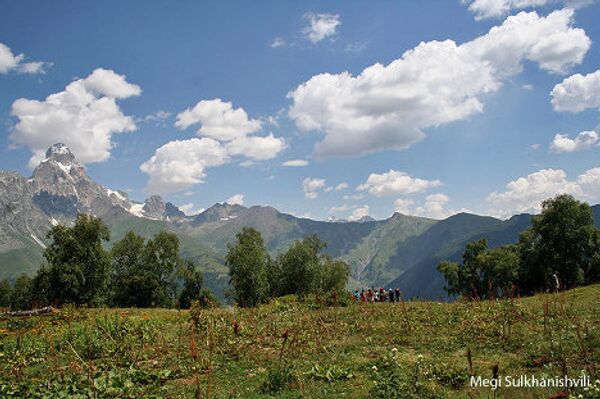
[1,0,600,220]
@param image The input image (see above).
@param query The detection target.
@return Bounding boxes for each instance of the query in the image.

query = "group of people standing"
[353,287,402,303]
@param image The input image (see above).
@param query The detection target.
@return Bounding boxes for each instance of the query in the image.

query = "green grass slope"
[1,284,598,398]
[0,223,46,280]
[0,246,44,280]
[340,213,437,287]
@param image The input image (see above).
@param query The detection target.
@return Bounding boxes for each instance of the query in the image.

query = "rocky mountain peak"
[138,195,185,220]
[28,144,133,219]
[33,143,82,182]
[45,143,75,165]
[143,195,166,219]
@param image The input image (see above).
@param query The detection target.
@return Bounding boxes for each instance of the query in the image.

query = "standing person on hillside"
[552,273,560,293]
[388,288,394,303]
[395,287,401,302]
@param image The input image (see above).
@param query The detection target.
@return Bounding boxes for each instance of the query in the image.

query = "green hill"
[340,213,437,287]
[389,213,533,299]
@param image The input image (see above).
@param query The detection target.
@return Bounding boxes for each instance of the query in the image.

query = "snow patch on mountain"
[55,161,72,175]
[129,203,145,217]
[30,233,46,248]
[106,189,126,201]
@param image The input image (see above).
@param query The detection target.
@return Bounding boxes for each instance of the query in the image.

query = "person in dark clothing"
[388,288,394,303]
[395,287,401,302]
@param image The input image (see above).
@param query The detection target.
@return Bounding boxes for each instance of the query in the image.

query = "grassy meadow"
[1,285,599,398]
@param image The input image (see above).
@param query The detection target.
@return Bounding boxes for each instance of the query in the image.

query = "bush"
[259,366,297,394]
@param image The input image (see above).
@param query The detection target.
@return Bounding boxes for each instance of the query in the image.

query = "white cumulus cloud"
[464,0,548,20]
[577,167,600,202]
[550,130,598,153]
[139,138,229,194]
[226,133,286,160]
[485,168,593,218]
[10,68,140,167]
[175,99,262,141]
[394,198,416,214]
[144,99,287,192]
[413,194,453,219]
[551,69,600,113]
[270,37,286,48]
[395,194,461,219]
[0,42,51,74]
[302,13,341,43]
[226,193,245,206]
[288,9,590,158]
[463,0,594,20]
[303,177,326,199]
[144,110,171,123]
[282,159,309,167]
[141,133,285,193]
[357,170,442,197]
[348,206,370,221]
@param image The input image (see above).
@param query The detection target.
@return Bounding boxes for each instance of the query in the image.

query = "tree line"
[226,227,350,307]
[7,195,590,308]
[438,195,600,299]
[0,217,351,310]
[0,214,218,310]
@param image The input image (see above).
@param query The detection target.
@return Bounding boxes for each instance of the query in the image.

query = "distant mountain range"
[1,144,599,299]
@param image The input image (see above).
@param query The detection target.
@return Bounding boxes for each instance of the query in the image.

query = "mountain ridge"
[1,144,599,299]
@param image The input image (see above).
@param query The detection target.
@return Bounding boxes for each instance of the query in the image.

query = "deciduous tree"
[226,227,270,307]
[519,194,600,292]
[44,214,111,305]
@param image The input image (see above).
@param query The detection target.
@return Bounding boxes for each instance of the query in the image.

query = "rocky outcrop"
[141,195,186,220]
